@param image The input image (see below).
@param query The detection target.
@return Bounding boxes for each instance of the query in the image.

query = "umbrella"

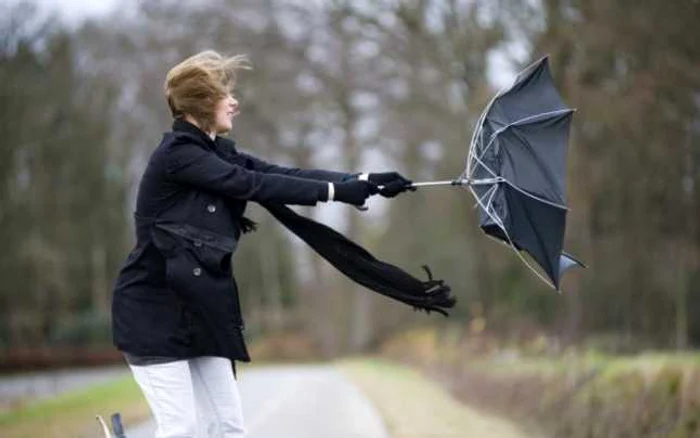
[409,56,584,290]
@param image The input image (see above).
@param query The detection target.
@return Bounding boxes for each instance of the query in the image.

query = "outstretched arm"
[164,138,329,206]
[239,152,358,183]
[164,137,378,206]
[239,153,414,198]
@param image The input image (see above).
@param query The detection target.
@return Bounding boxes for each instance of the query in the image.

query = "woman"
[111,50,413,438]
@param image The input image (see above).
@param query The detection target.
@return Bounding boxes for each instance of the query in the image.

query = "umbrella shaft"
[410,178,502,188]
[411,180,464,187]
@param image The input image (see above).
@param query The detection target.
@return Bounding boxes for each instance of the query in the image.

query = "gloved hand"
[333,180,379,206]
[367,172,415,198]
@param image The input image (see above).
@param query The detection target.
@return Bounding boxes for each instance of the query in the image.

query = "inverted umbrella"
[407,56,584,290]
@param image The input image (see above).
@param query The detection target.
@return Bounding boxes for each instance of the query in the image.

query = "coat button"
[206,204,216,213]
[193,240,203,247]
[193,267,202,277]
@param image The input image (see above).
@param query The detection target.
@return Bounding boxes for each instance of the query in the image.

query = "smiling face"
[212,94,240,135]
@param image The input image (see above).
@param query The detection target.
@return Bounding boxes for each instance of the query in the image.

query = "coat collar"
[172,118,215,148]
[171,118,238,154]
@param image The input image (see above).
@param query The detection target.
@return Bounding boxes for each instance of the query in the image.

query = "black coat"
[111,119,353,362]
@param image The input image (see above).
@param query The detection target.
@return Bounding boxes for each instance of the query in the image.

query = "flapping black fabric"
[262,203,456,316]
[497,111,573,205]
[501,184,566,288]
[488,57,569,126]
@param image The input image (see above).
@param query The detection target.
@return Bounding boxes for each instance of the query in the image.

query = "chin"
[216,123,232,134]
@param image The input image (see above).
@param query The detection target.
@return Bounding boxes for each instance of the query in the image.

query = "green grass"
[0,375,149,438]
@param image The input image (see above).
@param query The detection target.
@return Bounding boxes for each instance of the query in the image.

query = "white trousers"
[128,357,246,438]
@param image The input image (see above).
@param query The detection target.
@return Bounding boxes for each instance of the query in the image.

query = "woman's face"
[213,94,240,134]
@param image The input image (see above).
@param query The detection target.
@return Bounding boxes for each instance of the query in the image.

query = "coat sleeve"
[164,139,328,206]
[239,152,358,183]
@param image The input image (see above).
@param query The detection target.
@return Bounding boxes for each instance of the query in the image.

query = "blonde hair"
[164,50,251,131]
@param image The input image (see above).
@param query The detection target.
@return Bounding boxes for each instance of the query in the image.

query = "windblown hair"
[164,50,250,132]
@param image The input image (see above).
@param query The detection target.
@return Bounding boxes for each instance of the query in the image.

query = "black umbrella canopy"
[464,56,583,289]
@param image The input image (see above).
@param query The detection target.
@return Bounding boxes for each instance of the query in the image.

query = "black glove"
[333,180,379,206]
[368,172,415,198]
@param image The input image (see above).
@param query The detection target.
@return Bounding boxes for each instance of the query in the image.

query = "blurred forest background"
[1,0,699,366]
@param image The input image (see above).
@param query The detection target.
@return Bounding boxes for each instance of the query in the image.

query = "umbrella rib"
[469,185,507,232]
[468,151,500,180]
[508,109,573,127]
[467,92,500,177]
[473,183,498,210]
[484,183,500,212]
[503,181,569,211]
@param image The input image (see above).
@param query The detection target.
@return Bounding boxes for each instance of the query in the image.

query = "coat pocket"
[151,222,236,278]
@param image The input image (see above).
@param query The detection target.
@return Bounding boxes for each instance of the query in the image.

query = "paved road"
[124,364,389,438]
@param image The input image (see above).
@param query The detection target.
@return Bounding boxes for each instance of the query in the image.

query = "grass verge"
[379,326,700,438]
[0,375,149,438]
[337,357,536,438]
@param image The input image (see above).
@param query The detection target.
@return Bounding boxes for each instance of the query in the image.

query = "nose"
[230,96,239,111]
